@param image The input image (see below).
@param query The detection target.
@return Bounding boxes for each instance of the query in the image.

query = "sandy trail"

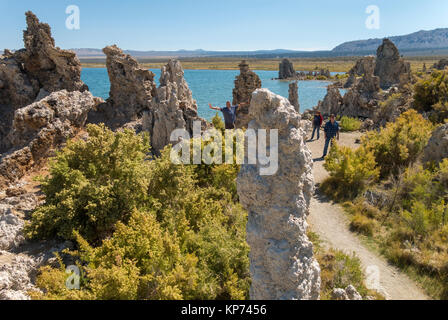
[306,130,430,300]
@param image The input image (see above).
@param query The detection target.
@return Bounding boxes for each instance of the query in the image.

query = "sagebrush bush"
[414,70,448,123]
[25,124,152,243]
[322,142,379,201]
[339,116,362,132]
[363,110,433,179]
[348,159,448,299]
[349,213,375,236]
[29,125,250,300]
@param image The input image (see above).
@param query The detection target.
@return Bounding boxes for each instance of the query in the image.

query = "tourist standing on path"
[310,111,323,140]
[322,114,339,158]
[209,101,249,129]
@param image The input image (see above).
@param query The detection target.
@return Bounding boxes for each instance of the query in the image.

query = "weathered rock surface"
[101,45,157,122]
[432,58,448,70]
[19,12,87,93]
[0,90,98,188]
[374,39,411,89]
[345,56,376,88]
[317,86,343,116]
[143,59,207,153]
[331,285,363,300]
[0,11,88,153]
[278,59,296,79]
[423,124,448,165]
[232,61,262,128]
[288,81,300,112]
[237,88,320,300]
[0,204,25,251]
[340,71,381,119]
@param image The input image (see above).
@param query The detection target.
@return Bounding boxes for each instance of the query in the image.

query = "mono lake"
[81,68,342,121]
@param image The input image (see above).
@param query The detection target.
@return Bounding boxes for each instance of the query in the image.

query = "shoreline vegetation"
[80,56,442,72]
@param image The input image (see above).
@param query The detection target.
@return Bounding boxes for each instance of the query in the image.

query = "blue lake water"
[81,68,341,121]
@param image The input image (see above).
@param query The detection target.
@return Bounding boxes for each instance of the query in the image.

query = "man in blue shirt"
[322,114,340,158]
[209,101,249,129]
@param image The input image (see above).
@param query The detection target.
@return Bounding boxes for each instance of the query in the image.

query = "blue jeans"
[323,137,333,157]
[311,125,320,140]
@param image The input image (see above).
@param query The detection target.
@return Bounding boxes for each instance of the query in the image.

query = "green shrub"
[25,124,152,243]
[363,110,433,178]
[212,112,225,131]
[322,143,379,201]
[350,213,376,236]
[29,125,250,300]
[414,70,448,123]
[339,116,362,132]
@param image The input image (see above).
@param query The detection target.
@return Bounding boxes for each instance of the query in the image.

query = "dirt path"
[306,130,430,300]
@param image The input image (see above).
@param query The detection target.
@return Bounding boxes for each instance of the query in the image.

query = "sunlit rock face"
[374,39,411,89]
[423,124,448,165]
[237,89,320,300]
[143,59,208,153]
[0,90,99,188]
[0,11,88,153]
[102,44,157,121]
[232,60,262,129]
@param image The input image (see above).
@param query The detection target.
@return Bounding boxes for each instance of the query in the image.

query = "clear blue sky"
[1,0,448,51]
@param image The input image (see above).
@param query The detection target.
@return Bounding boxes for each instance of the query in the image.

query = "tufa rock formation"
[432,58,448,71]
[0,11,88,152]
[288,81,300,112]
[331,285,363,300]
[94,45,157,124]
[278,58,296,79]
[19,12,87,93]
[0,91,99,188]
[340,71,381,119]
[422,124,448,165]
[345,56,376,88]
[317,86,343,117]
[143,59,207,153]
[232,61,262,128]
[374,39,411,89]
[237,89,320,300]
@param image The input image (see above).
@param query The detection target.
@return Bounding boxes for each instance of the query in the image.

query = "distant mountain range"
[73,28,448,60]
[333,28,448,53]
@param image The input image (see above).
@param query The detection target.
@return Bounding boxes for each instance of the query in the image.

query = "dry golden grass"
[81,56,444,73]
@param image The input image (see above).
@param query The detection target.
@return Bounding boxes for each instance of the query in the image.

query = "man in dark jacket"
[322,114,340,158]
[310,111,323,140]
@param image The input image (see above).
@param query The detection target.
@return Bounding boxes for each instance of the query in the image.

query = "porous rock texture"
[0,90,99,188]
[344,56,376,88]
[331,285,363,300]
[0,12,88,152]
[232,61,262,129]
[317,86,343,116]
[288,81,300,113]
[374,39,411,89]
[422,124,448,165]
[143,59,207,153]
[278,59,296,79]
[340,71,381,119]
[237,89,320,300]
[101,45,157,122]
